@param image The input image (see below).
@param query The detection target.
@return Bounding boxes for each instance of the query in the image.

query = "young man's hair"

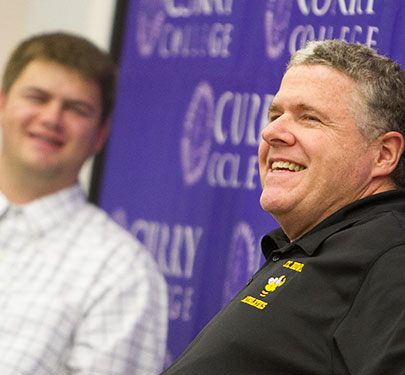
[288,40,405,187]
[2,32,117,123]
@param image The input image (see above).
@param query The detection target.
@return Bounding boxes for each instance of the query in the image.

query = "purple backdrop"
[98,0,403,366]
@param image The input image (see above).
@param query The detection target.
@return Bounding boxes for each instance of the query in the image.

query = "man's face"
[0,59,108,187]
[258,64,379,240]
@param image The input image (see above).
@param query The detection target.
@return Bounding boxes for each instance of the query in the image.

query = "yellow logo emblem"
[241,296,268,310]
[260,275,286,297]
[283,260,304,272]
[241,275,287,310]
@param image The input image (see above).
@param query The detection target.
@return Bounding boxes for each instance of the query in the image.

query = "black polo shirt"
[161,190,405,375]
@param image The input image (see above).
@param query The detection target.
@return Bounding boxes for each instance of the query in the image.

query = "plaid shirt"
[0,185,168,374]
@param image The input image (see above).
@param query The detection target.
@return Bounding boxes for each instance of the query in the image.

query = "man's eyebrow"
[22,86,48,95]
[65,98,96,113]
[268,103,281,117]
[296,104,330,120]
[268,102,330,120]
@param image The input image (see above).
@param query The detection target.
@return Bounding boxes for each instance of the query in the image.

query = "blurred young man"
[161,40,405,374]
[0,32,167,375]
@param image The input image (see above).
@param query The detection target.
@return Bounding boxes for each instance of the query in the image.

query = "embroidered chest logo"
[283,260,304,272]
[260,275,286,297]
[241,261,304,310]
[241,275,286,310]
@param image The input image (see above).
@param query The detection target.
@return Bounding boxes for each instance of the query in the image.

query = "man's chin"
[260,193,283,215]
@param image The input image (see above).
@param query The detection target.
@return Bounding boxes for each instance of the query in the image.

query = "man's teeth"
[271,161,305,172]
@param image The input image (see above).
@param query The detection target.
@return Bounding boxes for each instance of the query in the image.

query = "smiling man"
[0,33,168,375]
[161,40,405,374]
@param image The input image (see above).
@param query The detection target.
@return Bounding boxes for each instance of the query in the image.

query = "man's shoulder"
[75,202,142,249]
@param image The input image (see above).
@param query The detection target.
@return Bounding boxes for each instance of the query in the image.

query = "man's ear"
[373,131,404,177]
[94,119,111,154]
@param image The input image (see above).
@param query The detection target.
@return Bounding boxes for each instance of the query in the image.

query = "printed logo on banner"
[180,81,215,185]
[180,81,273,189]
[135,0,234,58]
[264,0,293,60]
[264,0,380,60]
[222,221,261,306]
[136,0,167,58]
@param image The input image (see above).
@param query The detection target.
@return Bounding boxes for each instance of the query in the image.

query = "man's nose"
[261,115,296,147]
[40,101,63,129]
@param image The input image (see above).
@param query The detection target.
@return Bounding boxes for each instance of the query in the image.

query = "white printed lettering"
[168,284,194,321]
[214,91,273,146]
[131,220,203,279]
[206,153,260,189]
[297,0,375,16]
[157,22,233,58]
[289,24,379,54]
[365,26,378,49]
[207,23,233,57]
[165,0,234,18]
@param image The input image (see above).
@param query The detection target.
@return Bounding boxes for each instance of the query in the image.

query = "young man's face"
[0,59,108,187]
[258,64,380,240]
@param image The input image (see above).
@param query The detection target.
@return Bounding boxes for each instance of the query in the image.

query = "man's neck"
[277,181,397,242]
[0,161,75,204]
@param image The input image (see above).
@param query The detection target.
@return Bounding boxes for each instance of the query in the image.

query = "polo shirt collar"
[262,189,405,259]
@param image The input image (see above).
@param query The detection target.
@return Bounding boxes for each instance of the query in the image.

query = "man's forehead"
[14,60,99,95]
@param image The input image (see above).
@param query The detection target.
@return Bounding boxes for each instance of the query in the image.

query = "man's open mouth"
[271,161,306,172]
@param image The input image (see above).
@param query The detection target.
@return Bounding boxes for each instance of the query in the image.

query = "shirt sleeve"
[333,244,405,374]
[64,243,168,375]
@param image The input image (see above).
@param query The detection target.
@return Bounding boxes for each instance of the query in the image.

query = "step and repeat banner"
[97,0,403,366]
